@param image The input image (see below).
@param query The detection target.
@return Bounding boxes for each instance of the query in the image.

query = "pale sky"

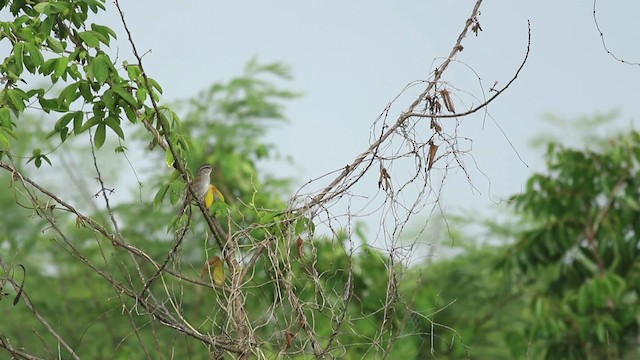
[89,1,640,247]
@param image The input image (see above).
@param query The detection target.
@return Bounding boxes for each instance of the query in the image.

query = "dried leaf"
[430,119,442,133]
[343,272,352,302]
[430,98,441,114]
[284,331,294,350]
[427,141,439,171]
[200,256,225,285]
[378,166,392,191]
[439,89,455,113]
[472,18,483,36]
[296,237,304,260]
[424,94,432,108]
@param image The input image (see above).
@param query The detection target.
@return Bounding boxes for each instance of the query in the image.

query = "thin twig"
[0,335,44,360]
[592,0,640,66]
[288,0,519,215]
[0,257,81,360]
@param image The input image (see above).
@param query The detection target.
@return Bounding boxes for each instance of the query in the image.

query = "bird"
[177,164,212,216]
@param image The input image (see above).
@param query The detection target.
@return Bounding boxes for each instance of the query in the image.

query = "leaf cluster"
[504,131,640,359]
[0,0,165,163]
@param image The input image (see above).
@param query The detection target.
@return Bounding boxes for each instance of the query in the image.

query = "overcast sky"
[91,1,640,247]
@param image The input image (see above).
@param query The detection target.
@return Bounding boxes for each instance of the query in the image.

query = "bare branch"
[592,0,640,66]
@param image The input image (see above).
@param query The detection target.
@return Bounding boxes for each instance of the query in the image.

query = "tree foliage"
[504,131,640,359]
[382,128,640,360]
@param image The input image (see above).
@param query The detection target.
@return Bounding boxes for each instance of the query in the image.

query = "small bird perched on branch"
[177,164,213,216]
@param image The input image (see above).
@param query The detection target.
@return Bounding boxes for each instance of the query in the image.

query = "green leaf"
[91,24,116,44]
[25,43,43,67]
[0,131,10,149]
[111,85,138,108]
[23,42,44,74]
[33,2,50,14]
[38,97,65,113]
[125,64,141,80]
[78,115,101,134]
[577,285,589,313]
[84,0,106,13]
[67,63,81,80]
[15,23,35,42]
[27,148,51,167]
[595,322,606,343]
[39,58,57,76]
[48,2,68,14]
[6,89,25,111]
[92,54,110,85]
[78,80,93,101]
[53,57,70,80]
[135,88,147,103]
[294,217,315,235]
[104,116,124,139]
[73,111,84,134]
[147,77,163,94]
[0,107,12,128]
[40,14,54,33]
[165,149,174,167]
[168,180,184,205]
[56,126,68,141]
[26,88,44,98]
[78,31,100,48]
[255,143,269,158]
[258,212,276,225]
[165,109,180,127]
[153,183,170,208]
[40,154,52,166]
[123,103,137,123]
[4,65,21,82]
[58,82,81,107]
[46,36,65,53]
[55,111,78,131]
[13,42,24,73]
[94,123,106,149]
[101,90,115,112]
